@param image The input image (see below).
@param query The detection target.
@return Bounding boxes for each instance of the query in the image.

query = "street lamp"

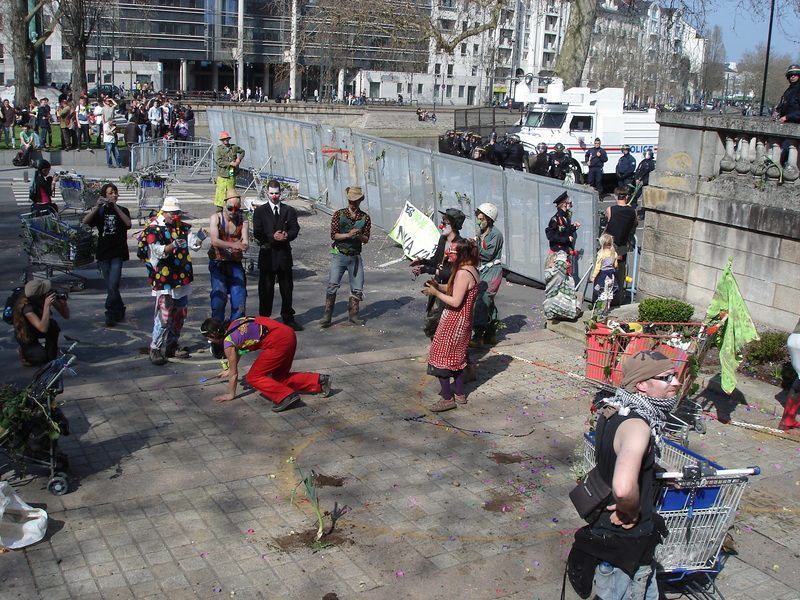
[759,0,776,116]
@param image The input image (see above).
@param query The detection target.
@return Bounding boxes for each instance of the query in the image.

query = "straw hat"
[24,279,51,299]
[346,186,364,202]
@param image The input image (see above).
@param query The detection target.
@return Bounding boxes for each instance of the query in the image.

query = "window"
[462,21,467,33]
[434,86,439,97]
[417,83,423,94]
[44,45,51,59]
[473,44,479,54]
[440,19,454,31]
[88,74,96,84]
[458,85,465,98]
[569,115,593,131]
[435,63,441,75]
[104,74,112,84]
[397,83,402,93]
[407,83,412,94]
[471,66,477,76]
[461,43,467,56]
[446,85,452,98]
[447,64,453,77]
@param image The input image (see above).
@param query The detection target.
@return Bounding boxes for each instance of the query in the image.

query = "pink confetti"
[247,529,255,534]
[395,571,404,577]
[200,552,208,557]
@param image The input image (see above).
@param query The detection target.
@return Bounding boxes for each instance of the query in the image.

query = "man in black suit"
[253,180,303,330]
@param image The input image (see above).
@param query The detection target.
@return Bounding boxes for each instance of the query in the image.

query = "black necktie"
[274,205,280,220]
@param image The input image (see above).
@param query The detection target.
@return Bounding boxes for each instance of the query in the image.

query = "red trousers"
[245,317,321,404]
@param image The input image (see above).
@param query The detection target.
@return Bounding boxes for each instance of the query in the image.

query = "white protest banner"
[389,201,440,260]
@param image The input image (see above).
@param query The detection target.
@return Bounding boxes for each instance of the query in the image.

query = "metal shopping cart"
[585,322,716,445]
[134,171,170,225]
[18,212,96,290]
[58,174,107,221]
[0,339,79,495]
[582,432,760,599]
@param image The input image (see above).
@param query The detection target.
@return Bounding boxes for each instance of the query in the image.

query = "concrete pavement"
[1,170,798,600]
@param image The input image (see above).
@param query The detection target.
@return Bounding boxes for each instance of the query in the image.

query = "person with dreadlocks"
[200,316,331,411]
[570,350,675,600]
[137,196,205,366]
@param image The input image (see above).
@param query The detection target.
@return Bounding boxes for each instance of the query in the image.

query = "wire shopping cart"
[585,322,715,445]
[135,172,170,225]
[58,174,107,221]
[0,339,79,495]
[18,212,96,290]
[582,432,759,599]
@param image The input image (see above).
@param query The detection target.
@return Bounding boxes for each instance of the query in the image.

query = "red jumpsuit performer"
[201,316,331,411]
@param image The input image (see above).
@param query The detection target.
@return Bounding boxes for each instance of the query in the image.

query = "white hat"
[161,196,182,212]
[476,202,498,222]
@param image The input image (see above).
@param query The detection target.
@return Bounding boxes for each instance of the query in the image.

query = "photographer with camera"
[12,279,70,367]
[82,183,132,326]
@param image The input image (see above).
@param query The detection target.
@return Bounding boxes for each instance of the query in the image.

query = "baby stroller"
[0,338,78,495]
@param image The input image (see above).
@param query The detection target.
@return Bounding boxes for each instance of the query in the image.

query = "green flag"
[705,260,758,394]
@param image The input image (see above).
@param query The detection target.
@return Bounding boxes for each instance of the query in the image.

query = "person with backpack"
[30,159,60,215]
[11,279,70,367]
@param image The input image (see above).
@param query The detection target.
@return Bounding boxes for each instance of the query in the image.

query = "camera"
[55,290,68,301]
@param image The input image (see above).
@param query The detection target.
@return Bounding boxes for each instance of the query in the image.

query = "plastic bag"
[0,481,48,549]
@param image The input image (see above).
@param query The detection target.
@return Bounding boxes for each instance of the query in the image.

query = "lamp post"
[759,0,776,116]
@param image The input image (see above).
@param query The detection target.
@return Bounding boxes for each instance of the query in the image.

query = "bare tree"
[59,0,108,98]
[737,44,795,106]
[9,0,61,107]
[702,25,726,101]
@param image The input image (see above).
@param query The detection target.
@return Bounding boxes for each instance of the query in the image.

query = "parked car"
[499,99,525,110]
[87,85,123,99]
[683,103,702,112]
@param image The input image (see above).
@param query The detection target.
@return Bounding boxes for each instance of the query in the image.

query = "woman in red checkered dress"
[422,238,480,412]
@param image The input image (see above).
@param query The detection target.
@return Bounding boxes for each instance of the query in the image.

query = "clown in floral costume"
[137,196,206,365]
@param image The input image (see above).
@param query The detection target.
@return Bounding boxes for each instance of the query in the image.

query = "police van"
[517,78,659,185]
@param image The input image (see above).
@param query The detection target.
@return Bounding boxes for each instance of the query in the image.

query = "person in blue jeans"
[208,189,248,321]
[82,183,132,326]
[319,186,371,327]
[103,120,122,168]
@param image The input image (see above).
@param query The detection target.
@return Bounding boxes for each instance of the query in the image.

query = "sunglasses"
[226,205,241,211]
[651,372,678,384]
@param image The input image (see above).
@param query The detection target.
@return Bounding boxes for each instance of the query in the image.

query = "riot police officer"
[529,142,550,176]
[548,143,570,180]
[616,144,636,189]
[502,134,524,171]
[776,64,800,165]
[471,146,490,163]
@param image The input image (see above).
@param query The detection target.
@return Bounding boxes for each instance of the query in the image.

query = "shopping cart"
[585,322,715,445]
[0,338,79,495]
[18,212,96,290]
[135,171,169,225]
[58,174,107,221]
[582,432,759,599]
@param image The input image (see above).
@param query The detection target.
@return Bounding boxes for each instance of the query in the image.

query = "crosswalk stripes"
[7,180,206,208]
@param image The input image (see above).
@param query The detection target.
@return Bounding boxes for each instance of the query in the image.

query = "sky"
[706,3,798,63]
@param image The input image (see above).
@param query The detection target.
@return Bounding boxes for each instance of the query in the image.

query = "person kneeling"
[201,316,332,412]
[13,280,70,366]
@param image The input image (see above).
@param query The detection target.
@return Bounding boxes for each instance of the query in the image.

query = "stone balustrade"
[637,113,800,332]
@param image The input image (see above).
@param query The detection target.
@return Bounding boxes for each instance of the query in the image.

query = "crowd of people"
[1,89,197,168]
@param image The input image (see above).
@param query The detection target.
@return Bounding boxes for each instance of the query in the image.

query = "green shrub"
[638,298,695,323]
[742,332,789,365]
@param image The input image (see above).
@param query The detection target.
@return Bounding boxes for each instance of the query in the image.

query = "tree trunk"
[554,0,598,88]
[11,0,36,108]
[70,42,89,99]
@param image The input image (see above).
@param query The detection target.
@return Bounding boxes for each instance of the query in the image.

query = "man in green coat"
[214,131,245,207]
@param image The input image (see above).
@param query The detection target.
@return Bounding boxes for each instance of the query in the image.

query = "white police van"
[517,79,659,185]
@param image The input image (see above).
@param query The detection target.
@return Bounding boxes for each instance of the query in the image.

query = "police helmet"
[645,150,654,159]
[553,142,565,152]
[446,130,453,137]
[489,132,498,142]
[786,64,800,80]
[472,146,486,157]
[621,144,631,151]
[507,134,520,143]
[536,142,547,152]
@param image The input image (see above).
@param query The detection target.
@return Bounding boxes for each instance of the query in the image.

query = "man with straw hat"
[214,131,245,207]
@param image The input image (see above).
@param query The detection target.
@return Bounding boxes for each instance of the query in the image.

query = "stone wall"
[639,113,800,331]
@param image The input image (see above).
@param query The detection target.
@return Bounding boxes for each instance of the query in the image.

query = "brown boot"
[319,293,336,328]
[348,295,364,326]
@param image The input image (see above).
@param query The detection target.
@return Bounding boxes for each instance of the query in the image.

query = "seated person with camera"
[12,280,70,366]
[82,183,132,327]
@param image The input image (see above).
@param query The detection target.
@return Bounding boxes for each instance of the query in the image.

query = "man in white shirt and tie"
[252,180,303,330]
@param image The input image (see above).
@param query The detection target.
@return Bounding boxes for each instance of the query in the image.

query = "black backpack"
[3,286,24,325]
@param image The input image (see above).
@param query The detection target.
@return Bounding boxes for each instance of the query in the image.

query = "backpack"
[28,177,40,202]
[12,151,27,167]
[3,286,24,325]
